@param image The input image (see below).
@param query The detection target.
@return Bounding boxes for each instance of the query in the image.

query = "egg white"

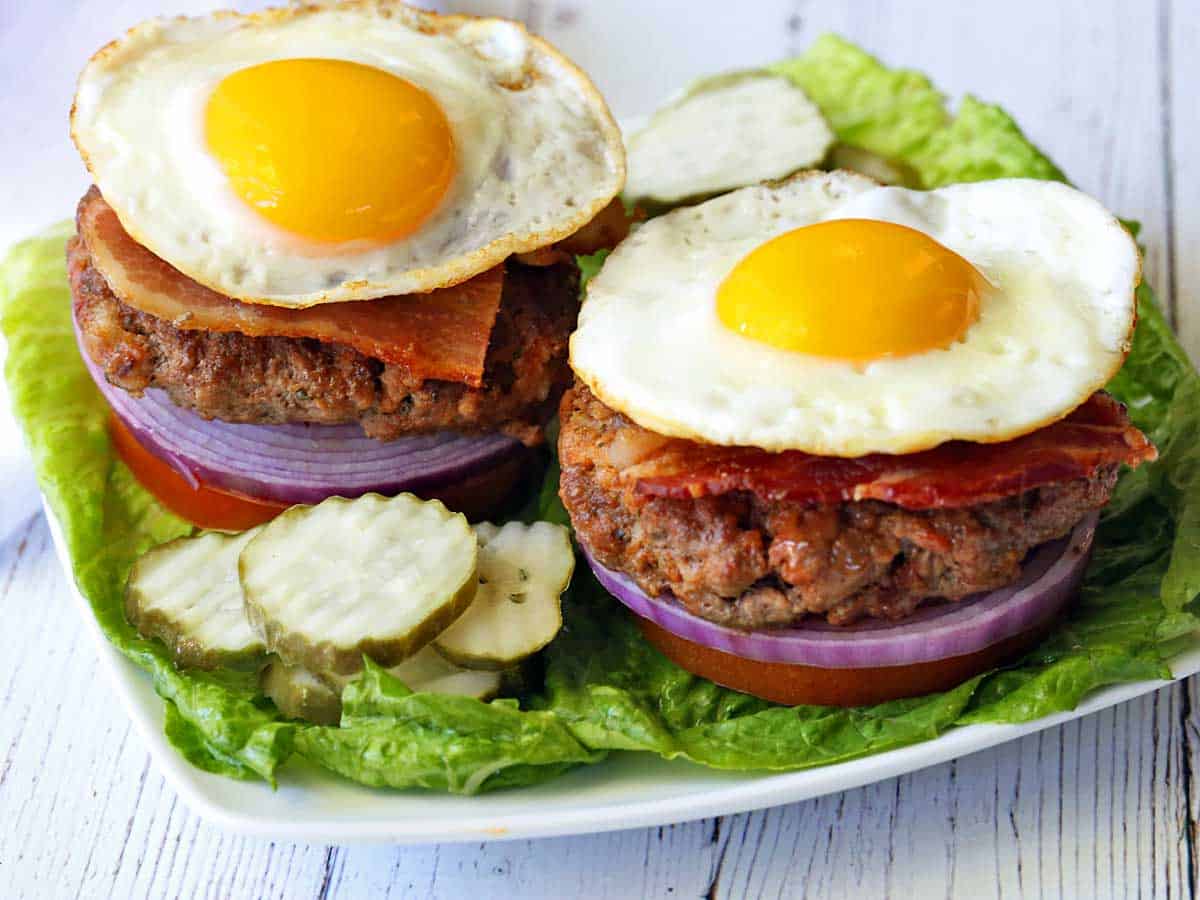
[71,3,625,307]
[570,171,1140,456]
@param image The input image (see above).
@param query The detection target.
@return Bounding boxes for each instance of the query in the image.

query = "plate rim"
[43,499,1200,844]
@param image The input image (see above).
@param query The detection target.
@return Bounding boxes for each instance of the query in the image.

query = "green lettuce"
[769,35,948,165]
[771,34,1065,187]
[3,36,1197,790]
[534,284,1197,761]
[0,232,596,794]
[1,231,293,783]
[537,574,982,769]
[535,38,1200,760]
[295,660,600,793]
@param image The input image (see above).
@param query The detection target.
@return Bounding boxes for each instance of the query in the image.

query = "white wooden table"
[1,1,1197,896]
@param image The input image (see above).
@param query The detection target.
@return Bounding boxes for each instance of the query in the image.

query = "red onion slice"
[75,323,522,505]
[583,513,1097,669]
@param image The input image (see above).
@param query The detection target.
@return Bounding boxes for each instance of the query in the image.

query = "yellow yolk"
[205,58,455,243]
[716,219,985,361]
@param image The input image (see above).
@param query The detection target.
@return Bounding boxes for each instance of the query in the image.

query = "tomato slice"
[109,413,288,531]
[636,615,1053,707]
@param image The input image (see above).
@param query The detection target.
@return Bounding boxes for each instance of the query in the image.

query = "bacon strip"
[77,188,502,387]
[630,393,1156,509]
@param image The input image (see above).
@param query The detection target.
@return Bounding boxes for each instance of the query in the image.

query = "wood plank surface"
[1169,0,1200,357]
[0,1,1196,898]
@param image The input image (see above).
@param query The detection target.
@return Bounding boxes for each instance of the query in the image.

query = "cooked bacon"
[76,187,502,388]
[514,246,574,267]
[629,393,1156,510]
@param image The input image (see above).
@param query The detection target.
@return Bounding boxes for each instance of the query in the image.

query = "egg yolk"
[716,219,985,361]
[205,58,455,243]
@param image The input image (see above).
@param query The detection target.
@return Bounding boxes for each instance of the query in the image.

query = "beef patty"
[559,384,1120,628]
[70,235,579,445]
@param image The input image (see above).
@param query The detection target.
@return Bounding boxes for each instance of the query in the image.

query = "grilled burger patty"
[70,235,579,445]
[559,384,1120,628]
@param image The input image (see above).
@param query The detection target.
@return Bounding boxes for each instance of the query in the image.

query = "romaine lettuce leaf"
[911,95,1066,186]
[294,660,601,794]
[772,34,1064,187]
[0,231,595,792]
[769,35,948,164]
[535,39,1200,761]
[576,249,609,291]
[538,575,981,768]
[536,283,1197,761]
[1,231,294,782]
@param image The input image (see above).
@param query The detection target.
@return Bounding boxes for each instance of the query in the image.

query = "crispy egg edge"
[69,0,627,308]
[569,169,1142,457]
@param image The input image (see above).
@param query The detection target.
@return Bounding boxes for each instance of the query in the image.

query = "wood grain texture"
[1168,0,1199,357]
[0,1,1197,898]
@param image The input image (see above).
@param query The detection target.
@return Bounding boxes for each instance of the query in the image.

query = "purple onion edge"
[582,512,1098,670]
[112,401,525,505]
[75,314,526,506]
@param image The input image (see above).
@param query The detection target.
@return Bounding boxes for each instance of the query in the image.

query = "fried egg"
[71,3,625,307]
[570,171,1139,456]
[624,72,834,205]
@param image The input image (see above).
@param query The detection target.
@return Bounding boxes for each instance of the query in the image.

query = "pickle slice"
[625,70,835,206]
[126,528,266,670]
[260,659,342,726]
[435,521,574,670]
[828,143,920,188]
[239,494,478,675]
[262,647,502,725]
[385,645,504,699]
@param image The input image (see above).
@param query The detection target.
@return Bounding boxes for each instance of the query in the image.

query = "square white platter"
[45,501,1200,845]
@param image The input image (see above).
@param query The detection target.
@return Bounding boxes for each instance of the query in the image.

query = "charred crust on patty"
[69,235,578,445]
[558,383,1124,628]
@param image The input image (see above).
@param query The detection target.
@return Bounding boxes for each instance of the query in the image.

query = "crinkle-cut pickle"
[262,648,503,725]
[240,494,478,675]
[436,521,574,669]
[125,527,267,670]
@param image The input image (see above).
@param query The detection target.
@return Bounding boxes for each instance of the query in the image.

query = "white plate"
[45,501,1200,844]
